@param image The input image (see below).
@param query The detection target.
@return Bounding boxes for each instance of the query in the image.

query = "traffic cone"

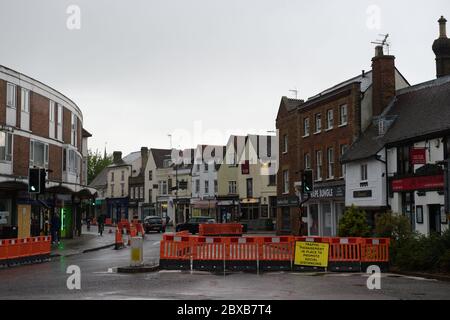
[115,227,123,250]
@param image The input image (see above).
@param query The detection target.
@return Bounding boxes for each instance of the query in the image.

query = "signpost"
[294,241,329,268]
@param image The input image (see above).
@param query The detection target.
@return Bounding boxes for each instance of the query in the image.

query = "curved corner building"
[0,65,96,239]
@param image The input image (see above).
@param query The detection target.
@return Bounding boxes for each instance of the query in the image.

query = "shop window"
[309,204,319,236]
[321,202,332,236]
[281,207,290,231]
[0,199,12,226]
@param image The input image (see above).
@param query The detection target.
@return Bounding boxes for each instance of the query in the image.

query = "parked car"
[143,216,166,233]
[175,216,216,234]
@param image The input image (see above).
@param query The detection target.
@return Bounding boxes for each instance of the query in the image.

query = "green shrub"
[338,205,370,237]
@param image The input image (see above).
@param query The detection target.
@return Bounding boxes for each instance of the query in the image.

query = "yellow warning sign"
[294,241,329,267]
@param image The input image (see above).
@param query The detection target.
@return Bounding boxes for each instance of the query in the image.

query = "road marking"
[153,241,160,246]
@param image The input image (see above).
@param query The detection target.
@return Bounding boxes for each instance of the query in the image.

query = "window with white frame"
[204,180,209,194]
[361,164,368,181]
[0,132,13,162]
[339,104,348,126]
[195,179,200,193]
[316,150,322,180]
[67,149,80,174]
[159,180,168,195]
[71,113,77,147]
[283,170,289,194]
[21,89,30,113]
[304,153,311,170]
[6,83,16,108]
[49,101,55,122]
[315,114,322,133]
[283,134,288,153]
[228,181,237,194]
[57,104,63,141]
[327,147,334,179]
[303,118,310,137]
[30,140,49,168]
[327,109,334,130]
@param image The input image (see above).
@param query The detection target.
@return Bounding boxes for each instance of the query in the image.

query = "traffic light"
[302,170,314,194]
[28,168,41,194]
[28,168,46,194]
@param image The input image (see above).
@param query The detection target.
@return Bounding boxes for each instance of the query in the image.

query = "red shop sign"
[391,175,444,192]
[410,148,426,165]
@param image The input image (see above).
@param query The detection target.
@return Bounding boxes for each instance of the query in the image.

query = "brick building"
[0,65,95,239]
[275,49,409,236]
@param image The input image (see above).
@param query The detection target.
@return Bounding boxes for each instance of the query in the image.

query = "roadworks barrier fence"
[159,234,390,273]
[0,236,51,268]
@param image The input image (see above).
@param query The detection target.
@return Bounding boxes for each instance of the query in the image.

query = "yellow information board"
[294,241,329,267]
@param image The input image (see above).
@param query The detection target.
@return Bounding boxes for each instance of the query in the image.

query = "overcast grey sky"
[1,0,449,155]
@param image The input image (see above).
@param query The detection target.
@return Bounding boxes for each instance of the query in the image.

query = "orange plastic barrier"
[328,237,361,262]
[226,237,259,261]
[0,239,9,260]
[259,237,292,261]
[199,223,243,236]
[160,234,192,260]
[360,238,390,262]
[0,236,51,264]
[160,235,392,272]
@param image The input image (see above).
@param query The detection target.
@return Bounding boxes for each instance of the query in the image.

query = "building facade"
[0,65,95,239]
[190,145,223,219]
[275,49,409,236]
[343,17,450,236]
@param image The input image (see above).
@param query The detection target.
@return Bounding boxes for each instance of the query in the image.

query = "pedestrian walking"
[51,213,61,245]
[97,214,105,236]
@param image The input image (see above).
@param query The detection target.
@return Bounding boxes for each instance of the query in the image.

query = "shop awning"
[193,200,217,209]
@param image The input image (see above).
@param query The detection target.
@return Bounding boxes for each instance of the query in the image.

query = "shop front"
[276,196,299,235]
[390,171,448,235]
[106,197,129,223]
[191,198,218,219]
[306,183,345,237]
[217,196,239,223]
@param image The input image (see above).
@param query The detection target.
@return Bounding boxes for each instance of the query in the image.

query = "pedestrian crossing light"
[28,168,41,194]
[302,170,314,194]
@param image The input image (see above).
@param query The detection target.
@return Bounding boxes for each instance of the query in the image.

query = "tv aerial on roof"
[371,34,390,54]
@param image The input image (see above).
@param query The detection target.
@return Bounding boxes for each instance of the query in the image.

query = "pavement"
[1,230,450,300]
[50,225,116,257]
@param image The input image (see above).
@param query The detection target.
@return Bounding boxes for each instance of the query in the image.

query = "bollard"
[130,236,143,267]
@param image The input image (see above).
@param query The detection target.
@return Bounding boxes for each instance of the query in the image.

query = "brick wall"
[49,144,62,181]
[13,135,30,177]
[30,91,49,138]
[63,107,71,144]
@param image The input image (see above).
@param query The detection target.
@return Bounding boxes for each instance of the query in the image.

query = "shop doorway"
[428,204,441,234]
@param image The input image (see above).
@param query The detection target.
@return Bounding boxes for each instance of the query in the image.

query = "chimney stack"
[433,16,450,78]
[140,147,149,174]
[371,45,396,117]
[113,151,122,164]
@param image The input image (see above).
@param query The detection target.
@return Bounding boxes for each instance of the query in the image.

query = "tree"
[338,205,371,237]
[87,149,113,185]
